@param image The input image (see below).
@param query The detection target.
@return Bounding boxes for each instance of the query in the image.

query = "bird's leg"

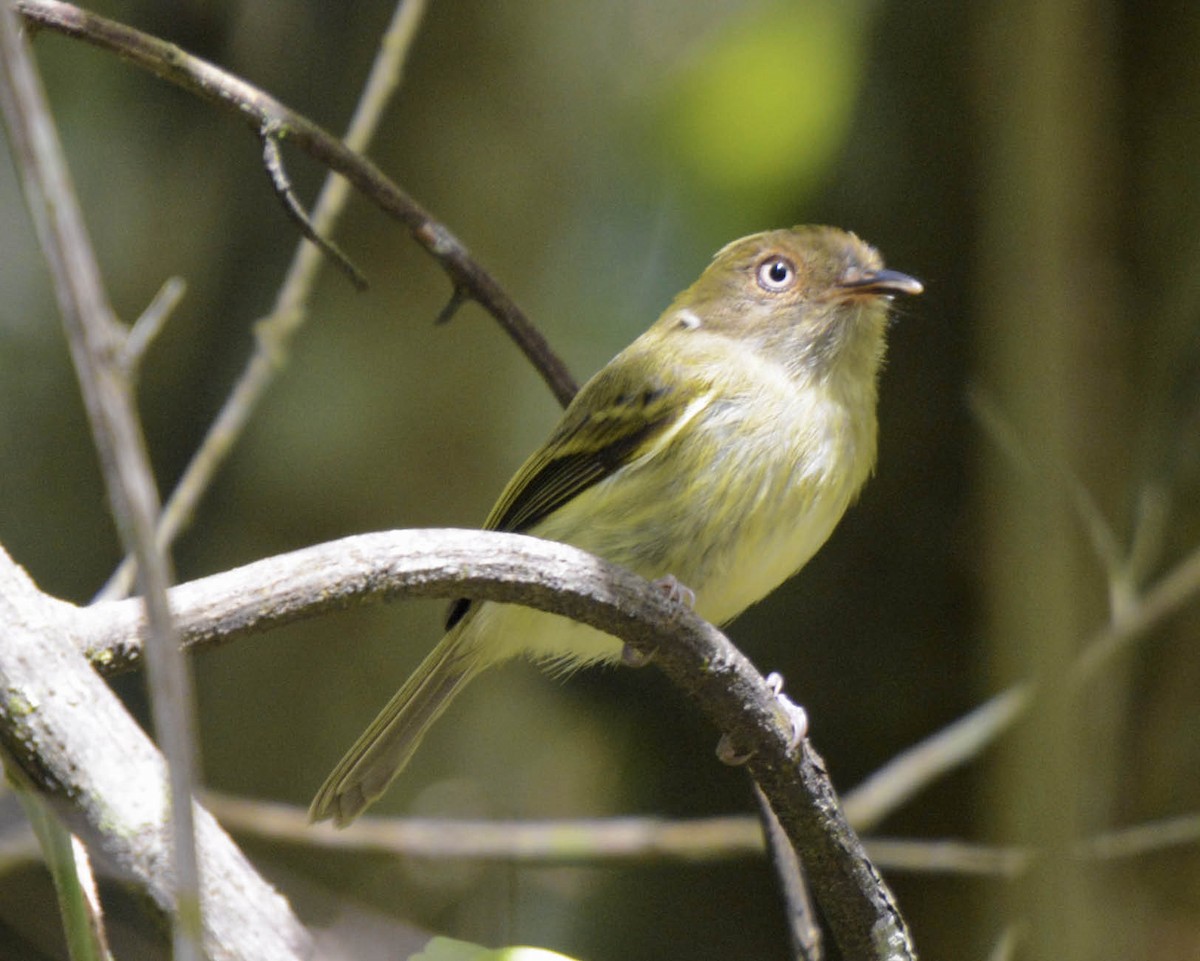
[653,573,697,609]
[621,574,697,666]
[716,672,808,765]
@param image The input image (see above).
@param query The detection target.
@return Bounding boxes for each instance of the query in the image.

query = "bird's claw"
[716,733,754,766]
[621,642,654,667]
[765,672,808,749]
[653,574,696,610]
[715,672,808,766]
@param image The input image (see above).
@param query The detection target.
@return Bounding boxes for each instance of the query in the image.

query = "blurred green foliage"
[659,1,865,210]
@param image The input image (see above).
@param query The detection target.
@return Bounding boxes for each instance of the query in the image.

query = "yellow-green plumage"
[310,226,921,826]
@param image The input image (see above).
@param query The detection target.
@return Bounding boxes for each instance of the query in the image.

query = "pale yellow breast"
[475,337,877,669]
[673,365,873,624]
[536,339,875,627]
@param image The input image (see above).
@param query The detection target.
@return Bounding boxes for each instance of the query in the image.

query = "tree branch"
[71,527,914,961]
[94,0,432,602]
[259,128,367,290]
[15,0,579,408]
[0,546,311,961]
[0,8,201,955]
[207,793,765,864]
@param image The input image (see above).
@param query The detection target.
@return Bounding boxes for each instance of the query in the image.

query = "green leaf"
[411,936,587,961]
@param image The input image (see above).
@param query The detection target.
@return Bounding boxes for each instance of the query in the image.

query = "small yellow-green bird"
[310,225,922,826]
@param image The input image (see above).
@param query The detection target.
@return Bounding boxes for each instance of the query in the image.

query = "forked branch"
[15,0,579,406]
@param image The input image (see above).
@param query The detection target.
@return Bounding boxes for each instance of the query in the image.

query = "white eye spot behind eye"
[676,309,702,330]
[757,256,797,292]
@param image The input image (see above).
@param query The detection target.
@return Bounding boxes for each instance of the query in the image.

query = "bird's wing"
[445,356,697,629]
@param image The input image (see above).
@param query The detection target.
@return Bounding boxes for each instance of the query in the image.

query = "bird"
[310,225,922,826]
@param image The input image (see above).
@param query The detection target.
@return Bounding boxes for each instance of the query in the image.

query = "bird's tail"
[309,621,481,827]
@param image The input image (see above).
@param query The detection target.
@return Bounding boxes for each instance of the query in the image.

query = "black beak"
[839,268,924,297]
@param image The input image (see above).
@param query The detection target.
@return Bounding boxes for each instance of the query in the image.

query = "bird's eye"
[756,256,796,292]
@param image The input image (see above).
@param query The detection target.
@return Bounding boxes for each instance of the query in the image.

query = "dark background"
[1,1,1198,959]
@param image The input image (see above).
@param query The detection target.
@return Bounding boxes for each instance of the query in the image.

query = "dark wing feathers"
[444,368,684,629]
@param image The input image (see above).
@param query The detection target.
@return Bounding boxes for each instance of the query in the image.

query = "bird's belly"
[507,387,870,664]
[692,482,851,624]
[468,599,626,670]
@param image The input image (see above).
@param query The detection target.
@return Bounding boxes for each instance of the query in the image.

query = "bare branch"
[843,687,1029,833]
[72,528,915,961]
[861,839,1029,878]
[207,792,764,864]
[15,0,578,407]
[1077,812,1200,861]
[753,783,823,961]
[0,10,201,956]
[120,276,186,377]
[259,128,367,290]
[1071,537,1200,683]
[0,547,311,960]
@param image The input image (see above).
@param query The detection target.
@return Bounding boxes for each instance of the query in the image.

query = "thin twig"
[753,782,823,961]
[89,0,440,601]
[1077,812,1200,861]
[41,786,1200,875]
[984,925,1023,961]
[1070,537,1200,684]
[0,11,202,959]
[121,275,185,377]
[207,792,764,863]
[259,128,367,290]
[843,687,1030,833]
[16,0,578,408]
[861,839,1029,878]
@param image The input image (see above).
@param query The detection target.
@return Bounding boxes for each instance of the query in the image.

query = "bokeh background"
[2,0,1199,959]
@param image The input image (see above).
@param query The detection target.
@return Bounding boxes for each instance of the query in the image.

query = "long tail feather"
[309,623,480,826]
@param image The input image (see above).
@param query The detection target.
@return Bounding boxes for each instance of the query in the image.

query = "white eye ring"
[756,256,797,292]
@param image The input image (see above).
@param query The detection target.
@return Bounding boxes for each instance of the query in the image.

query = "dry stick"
[9,785,1199,879]
[207,793,765,864]
[121,276,186,376]
[1071,537,1200,684]
[76,528,917,961]
[16,0,577,408]
[0,11,202,960]
[11,787,1196,879]
[753,782,823,961]
[843,687,1030,834]
[0,548,312,961]
[90,0,441,601]
[258,129,368,291]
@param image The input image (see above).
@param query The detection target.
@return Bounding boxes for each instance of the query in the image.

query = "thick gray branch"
[75,528,916,961]
[0,546,311,961]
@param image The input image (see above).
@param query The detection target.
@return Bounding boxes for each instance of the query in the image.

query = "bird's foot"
[653,573,696,610]
[716,672,808,766]
[765,671,808,749]
[622,642,653,667]
[623,574,696,666]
